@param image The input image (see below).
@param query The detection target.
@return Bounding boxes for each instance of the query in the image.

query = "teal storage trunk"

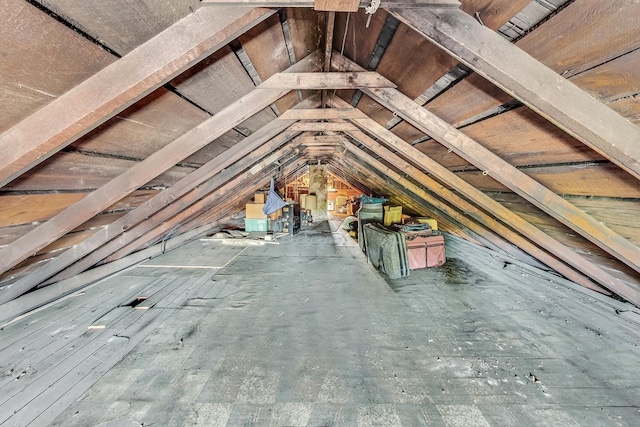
[244,218,269,232]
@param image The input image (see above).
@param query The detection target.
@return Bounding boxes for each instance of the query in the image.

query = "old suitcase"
[405,233,446,269]
[363,223,410,279]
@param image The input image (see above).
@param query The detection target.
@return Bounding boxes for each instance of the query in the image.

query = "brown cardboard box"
[246,203,267,219]
[254,193,266,204]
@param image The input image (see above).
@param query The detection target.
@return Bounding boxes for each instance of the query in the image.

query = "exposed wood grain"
[6,111,309,296]
[344,135,606,292]
[425,1,640,126]
[69,88,217,165]
[280,107,362,119]
[0,6,276,188]
[607,96,640,125]
[458,163,640,199]
[4,152,194,192]
[0,194,86,228]
[38,0,199,55]
[413,106,605,170]
[330,58,640,278]
[0,0,115,133]
[201,0,461,7]
[353,0,528,129]
[490,192,640,291]
[0,54,321,297]
[0,213,126,248]
[570,49,640,103]
[286,8,322,61]
[391,7,640,181]
[332,99,618,294]
[240,13,297,112]
[0,191,157,229]
[289,121,359,131]
[259,72,397,88]
[104,146,303,262]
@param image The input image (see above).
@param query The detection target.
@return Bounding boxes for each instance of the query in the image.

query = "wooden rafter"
[339,136,612,295]
[200,1,462,7]
[0,6,276,188]
[103,145,305,263]
[41,145,307,289]
[0,52,321,280]
[0,100,318,302]
[331,53,640,279]
[389,7,640,181]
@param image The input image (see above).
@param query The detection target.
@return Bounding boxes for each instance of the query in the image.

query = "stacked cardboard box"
[245,197,268,231]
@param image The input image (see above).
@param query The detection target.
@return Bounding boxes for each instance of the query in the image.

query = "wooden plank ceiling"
[0,0,639,310]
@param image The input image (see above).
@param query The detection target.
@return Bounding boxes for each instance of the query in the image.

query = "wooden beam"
[0,52,321,280]
[340,136,610,295]
[0,111,311,303]
[389,8,640,181]
[322,11,336,107]
[289,122,359,131]
[42,146,306,289]
[257,72,397,89]
[0,222,220,323]
[200,1,462,7]
[332,53,640,279]
[104,146,303,262]
[280,108,361,119]
[295,135,346,145]
[119,154,308,257]
[0,6,276,188]
[339,154,492,246]
[341,123,619,294]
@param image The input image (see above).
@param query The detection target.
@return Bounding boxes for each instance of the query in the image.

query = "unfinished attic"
[1,0,640,424]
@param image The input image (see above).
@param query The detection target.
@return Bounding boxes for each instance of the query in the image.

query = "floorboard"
[0,221,639,426]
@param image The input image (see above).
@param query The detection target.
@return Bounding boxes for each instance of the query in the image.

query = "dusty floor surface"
[1,221,639,426]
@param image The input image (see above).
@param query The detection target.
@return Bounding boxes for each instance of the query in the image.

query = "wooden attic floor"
[1,221,639,426]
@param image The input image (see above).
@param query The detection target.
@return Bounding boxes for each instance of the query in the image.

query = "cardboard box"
[245,203,267,219]
[254,193,266,204]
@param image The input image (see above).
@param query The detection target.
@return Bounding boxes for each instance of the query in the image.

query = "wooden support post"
[389,8,640,181]
[0,7,276,188]
[331,52,640,280]
[322,11,336,108]
[0,52,321,282]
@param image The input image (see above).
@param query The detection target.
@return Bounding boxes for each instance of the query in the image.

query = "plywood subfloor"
[1,221,639,426]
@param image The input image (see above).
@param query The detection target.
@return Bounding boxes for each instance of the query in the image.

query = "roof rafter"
[388,7,640,181]
[0,6,277,188]
[0,52,324,281]
[331,53,640,280]
[339,135,609,295]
